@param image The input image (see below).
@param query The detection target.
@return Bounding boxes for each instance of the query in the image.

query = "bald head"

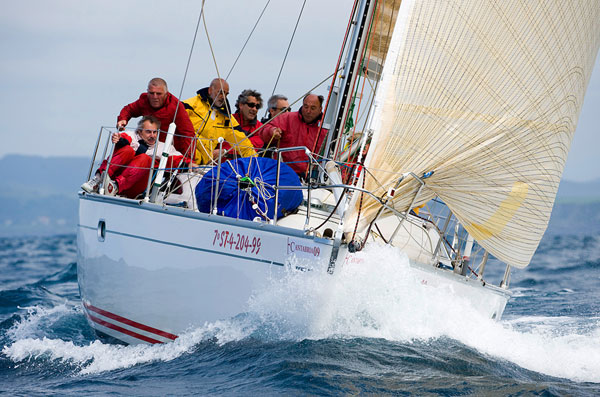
[208,78,230,107]
[301,94,323,124]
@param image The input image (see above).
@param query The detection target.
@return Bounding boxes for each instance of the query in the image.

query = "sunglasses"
[271,106,290,112]
[244,102,261,109]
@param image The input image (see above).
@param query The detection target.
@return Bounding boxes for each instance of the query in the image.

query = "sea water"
[0,233,599,396]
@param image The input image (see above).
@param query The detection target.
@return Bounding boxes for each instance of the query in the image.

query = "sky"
[1,0,598,182]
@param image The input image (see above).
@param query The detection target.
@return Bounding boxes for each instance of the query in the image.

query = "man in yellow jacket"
[184,78,256,165]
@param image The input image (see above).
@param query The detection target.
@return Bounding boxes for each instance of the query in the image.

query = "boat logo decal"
[287,238,321,257]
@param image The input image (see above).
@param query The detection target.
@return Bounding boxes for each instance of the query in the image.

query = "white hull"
[77,194,333,344]
[77,193,510,344]
[406,260,509,321]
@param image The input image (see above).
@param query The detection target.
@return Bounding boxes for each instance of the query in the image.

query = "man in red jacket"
[117,78,195,158]
[232,89,265,149]
[259,93,328,177]
[82,115,193,198]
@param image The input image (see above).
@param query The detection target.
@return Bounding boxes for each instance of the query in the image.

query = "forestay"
[345,0,600,268]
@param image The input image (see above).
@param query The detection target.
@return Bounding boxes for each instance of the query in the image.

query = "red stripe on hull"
[87,313,163,344]
[83,301,178,341]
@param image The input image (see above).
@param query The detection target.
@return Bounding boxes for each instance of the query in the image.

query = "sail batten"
[345,0,600,268]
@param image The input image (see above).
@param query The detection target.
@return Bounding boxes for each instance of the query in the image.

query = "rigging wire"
[199,2,249,161]
[201,2,223,88]
[335,0,395,186]
[197,0,227,212]
[333,0,381,159]
[313,0,361,164]
[241,69,340,143]
[315,0,367,164]
[174,2,205,115]
[226,0,271,79]
[350,165,366,242]
[158,1,207,200]
[352,0,397,168]
[268,0,307,101]
[339,0,384,156]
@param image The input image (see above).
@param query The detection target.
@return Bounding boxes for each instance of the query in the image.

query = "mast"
[322,0,377,162]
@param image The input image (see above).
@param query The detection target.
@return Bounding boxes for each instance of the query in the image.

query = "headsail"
[345,0,600,268]
[364,0,403,80]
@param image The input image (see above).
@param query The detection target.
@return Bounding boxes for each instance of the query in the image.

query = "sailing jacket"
[258,110,328,175]
[102,131,190,199]
[184,88,256,165]
[117,92,195,157]
[115,130,190,167]
[232,112,264,149]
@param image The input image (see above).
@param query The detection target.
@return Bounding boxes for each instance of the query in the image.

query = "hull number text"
[213,229,262,254]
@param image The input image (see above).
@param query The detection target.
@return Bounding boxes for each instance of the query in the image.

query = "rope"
[226,0,271,79]
[201,1,223,82]
[249,69,340,139]
[173,1,205,119]
[315,0,374,161]
[334,2,380,159]
[208,157,275,221]
[195,3,251,164]
[157,1,206,201]
[374,223,388,244]
[340,0,396,164]
[316,0,361,162]
[333,0,381,159]
[269,0,307,99]
[312,185,348,231]
[350,168,366,241]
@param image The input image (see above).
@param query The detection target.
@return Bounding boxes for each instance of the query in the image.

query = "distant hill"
[0,154,599,237]
[0,154,92,198]
[0,154,92,237]
[556,178,600,203]
[549,177,600,235]
[547,202,600,235]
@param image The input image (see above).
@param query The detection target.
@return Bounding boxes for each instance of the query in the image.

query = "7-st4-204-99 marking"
[213,229,262,254]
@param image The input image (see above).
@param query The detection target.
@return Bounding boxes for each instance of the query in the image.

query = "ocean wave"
[2,301,258,375]
[2,242,599,384]
[245,243,600,383]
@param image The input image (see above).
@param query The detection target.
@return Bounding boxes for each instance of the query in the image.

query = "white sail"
[364,0,403,80]
[345,0,600,268]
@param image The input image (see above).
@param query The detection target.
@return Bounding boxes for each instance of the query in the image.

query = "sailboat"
[77,0,600,344]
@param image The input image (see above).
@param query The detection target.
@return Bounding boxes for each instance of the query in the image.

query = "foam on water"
[6,304,74,340]
[249,243,600,383]
[481,316,600,383]
[3,243,599,382]
[3,312,255,375]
